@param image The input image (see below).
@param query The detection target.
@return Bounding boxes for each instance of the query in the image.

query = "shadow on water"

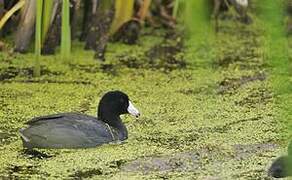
[0,149,54,179]
[69,168,103,179]
[2,149,52,179]
[68,160,126,179]
[21,149,54,160]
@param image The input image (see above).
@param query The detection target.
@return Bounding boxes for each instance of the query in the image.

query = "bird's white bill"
[235,0,248,7]
[127,101,140,118]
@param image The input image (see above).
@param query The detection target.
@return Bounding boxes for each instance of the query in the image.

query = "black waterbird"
[19,91,140,149]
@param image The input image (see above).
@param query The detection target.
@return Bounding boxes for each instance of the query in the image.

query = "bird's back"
[20,113,118,149]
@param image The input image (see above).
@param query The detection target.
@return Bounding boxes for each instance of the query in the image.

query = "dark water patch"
[107,28,186,72]
[100,63,118,76]
[146,43,186,71]
[40,67,64,76]
[21,149,54,160]
[2,79,93,85]
[121,142,276,175]
[140,28,167,37]
[154,174,172,180]
[116,38,186,72]
[235,87,273,107]
[215,116,262,132]
[233,143,277,160]
[118,55,143,69]
[217,72,266,94]
[177,86,213,96]
[121,152,201,173]
[215,53,261,68]
[177,89,199,95]
[111,20,141,45]
[197,116,262,134]
[215,42,261,68]
[69,168,103,179]
[0,66,64,81]
[122,142,277,174]
[0,66,19,81]
[108,159,126,169]
[164,29,183,41]
[4,164,43,179]
[69,63,100,73]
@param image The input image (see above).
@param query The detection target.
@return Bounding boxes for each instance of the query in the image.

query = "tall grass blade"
[34,0,43,77]
[61,0,71,61]
[41,0,54,43]
[173,0,181,18]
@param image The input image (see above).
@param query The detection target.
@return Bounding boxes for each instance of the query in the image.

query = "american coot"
[19,91,140,149]
[268,141,292,178]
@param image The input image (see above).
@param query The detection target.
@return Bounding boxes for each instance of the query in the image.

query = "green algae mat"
[0,20,291,179]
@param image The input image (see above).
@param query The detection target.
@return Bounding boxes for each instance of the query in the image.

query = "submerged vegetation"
[0,0,291,179]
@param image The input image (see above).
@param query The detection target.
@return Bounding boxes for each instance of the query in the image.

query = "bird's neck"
[99,113,128,140]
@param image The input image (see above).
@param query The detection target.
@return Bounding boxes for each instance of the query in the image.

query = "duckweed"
[0,17,290,179]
